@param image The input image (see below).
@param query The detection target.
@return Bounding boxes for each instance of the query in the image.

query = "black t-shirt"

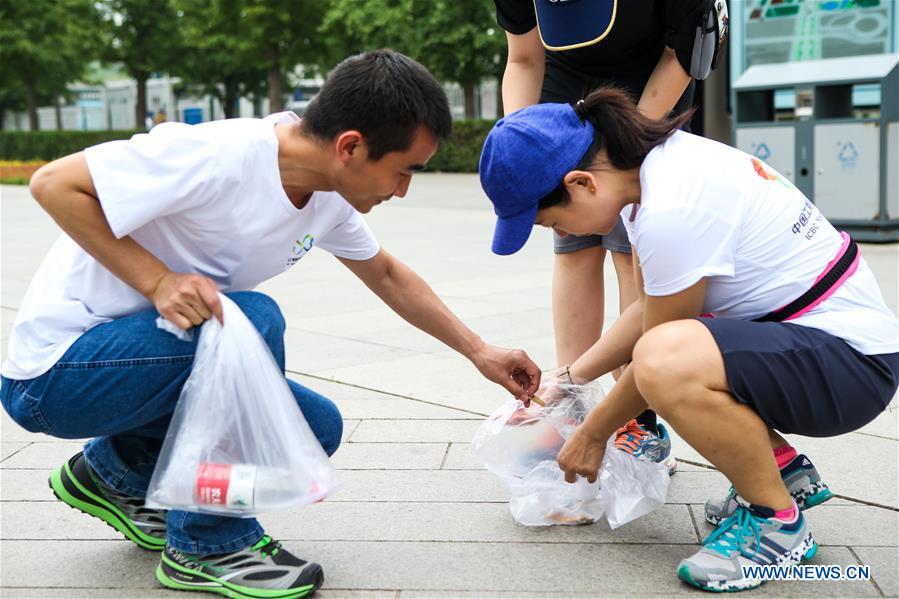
[495,0,699,105]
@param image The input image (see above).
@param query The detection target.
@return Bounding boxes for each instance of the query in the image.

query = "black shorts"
[697,317,899,438]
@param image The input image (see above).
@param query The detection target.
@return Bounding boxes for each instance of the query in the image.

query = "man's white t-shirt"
[2,112,380,380]
[623,131,898,356]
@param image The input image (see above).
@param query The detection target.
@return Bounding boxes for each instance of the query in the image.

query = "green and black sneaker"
[48,451,167,551]
[157,536,324,598]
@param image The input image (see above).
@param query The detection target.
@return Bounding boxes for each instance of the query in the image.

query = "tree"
[0,0,100,130]
[96,0,183,129]
[171,0,267,118]
[242,0,327,113]
[321,0,506,119]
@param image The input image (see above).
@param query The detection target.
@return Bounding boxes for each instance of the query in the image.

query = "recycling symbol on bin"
[837,141,858,165]
[754,143,771,160]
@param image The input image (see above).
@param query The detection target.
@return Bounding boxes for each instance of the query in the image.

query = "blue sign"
[183,107,203,125]
[754,143,771,160]
[837,141,858,164]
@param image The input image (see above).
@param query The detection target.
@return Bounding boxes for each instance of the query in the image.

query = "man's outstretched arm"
[339,249,541,400]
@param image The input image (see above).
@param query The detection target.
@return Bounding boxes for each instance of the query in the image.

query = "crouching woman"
[478,87,899,592]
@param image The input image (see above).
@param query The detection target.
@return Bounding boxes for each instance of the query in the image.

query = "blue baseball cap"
[479,103,594,255]
[534,0,616,51]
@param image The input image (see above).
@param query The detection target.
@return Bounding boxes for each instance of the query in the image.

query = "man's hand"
[473,344,541,402]
[557,422,608,484]
[151,272,223,330]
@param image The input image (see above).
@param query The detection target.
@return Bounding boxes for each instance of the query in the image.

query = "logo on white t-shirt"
[287,234,315,267]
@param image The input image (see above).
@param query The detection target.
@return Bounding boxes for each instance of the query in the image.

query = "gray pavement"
[1,177,898,598]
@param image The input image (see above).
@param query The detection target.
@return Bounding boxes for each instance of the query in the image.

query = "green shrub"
[0,120,497,172]
[428,119,495,173]
[0,130,143,161]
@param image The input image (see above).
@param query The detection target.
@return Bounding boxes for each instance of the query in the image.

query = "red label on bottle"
[196,463,232,505]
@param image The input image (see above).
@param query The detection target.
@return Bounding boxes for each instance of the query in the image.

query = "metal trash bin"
[733,54,899,242]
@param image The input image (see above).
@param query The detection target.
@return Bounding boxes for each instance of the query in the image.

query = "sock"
[635,410,658,435]
[773,445,798,469]
[774,502,798,523]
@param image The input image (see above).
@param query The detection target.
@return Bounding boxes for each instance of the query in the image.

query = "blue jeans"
[0,291,343,554]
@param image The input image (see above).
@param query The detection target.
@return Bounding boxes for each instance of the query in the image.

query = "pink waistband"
[700,232,859,321]
[783,231,859,321]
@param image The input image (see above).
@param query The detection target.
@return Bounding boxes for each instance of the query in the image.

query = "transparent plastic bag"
[472,381,669,529]
[146,294,338,516]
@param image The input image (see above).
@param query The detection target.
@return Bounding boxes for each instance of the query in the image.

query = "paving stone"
[852,546,899,598]
[283,327,421,374]
[0,469,54,501]
[781,433,899,509]
[0,541,163,588]
[329,470,509,503]
[1,442,29,461]
[856,406,899,441]
[441,443,485,470]
[332,398,480,421]
[1,442,82,469]
[1,502,120,541]
[278,541,879,596]
[332,443,448,470]
[343,420,361,441]
[260,501,697,545]
[665,470,731,504]
[803,505,899,547]
[314,352,506,416]
[350,420,484,443]
[667,425,898,509]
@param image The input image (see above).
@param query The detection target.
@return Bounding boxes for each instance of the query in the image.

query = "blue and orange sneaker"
[613,419,677,475]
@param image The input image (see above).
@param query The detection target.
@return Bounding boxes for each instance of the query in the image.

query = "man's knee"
[287,381,344,457]
[1,378,50,434]
[316,398,343,457]
[227,291,285,342]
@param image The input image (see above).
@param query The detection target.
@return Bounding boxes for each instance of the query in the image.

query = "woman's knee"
[632,320,720,413]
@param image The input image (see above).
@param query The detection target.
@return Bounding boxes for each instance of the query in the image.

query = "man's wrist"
[465,335,487,367]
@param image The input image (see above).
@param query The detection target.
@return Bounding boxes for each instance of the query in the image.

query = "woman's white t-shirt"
[623,131,898,356]
[2,112,380,380]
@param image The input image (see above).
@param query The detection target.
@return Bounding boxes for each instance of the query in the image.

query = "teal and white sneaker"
[679,497,817,592]
[705,454,833,526]
[614,419,677,475]
[157,536,323,598]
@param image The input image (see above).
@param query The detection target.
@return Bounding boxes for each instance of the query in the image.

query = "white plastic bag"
[146,294,339,516]
[472,382,669,529]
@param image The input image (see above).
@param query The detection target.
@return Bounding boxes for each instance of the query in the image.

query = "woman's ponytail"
[574,86,696,170]
[537,86,697,211]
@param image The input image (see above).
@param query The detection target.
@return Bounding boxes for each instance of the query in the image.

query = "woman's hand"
[557,422,608,484]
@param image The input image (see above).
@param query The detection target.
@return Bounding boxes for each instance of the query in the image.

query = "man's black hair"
[302,50,452,161]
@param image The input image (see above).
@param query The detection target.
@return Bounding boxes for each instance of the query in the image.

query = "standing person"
[478,89,898,591]
[494,0,728,468]
[0,50,541,599]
